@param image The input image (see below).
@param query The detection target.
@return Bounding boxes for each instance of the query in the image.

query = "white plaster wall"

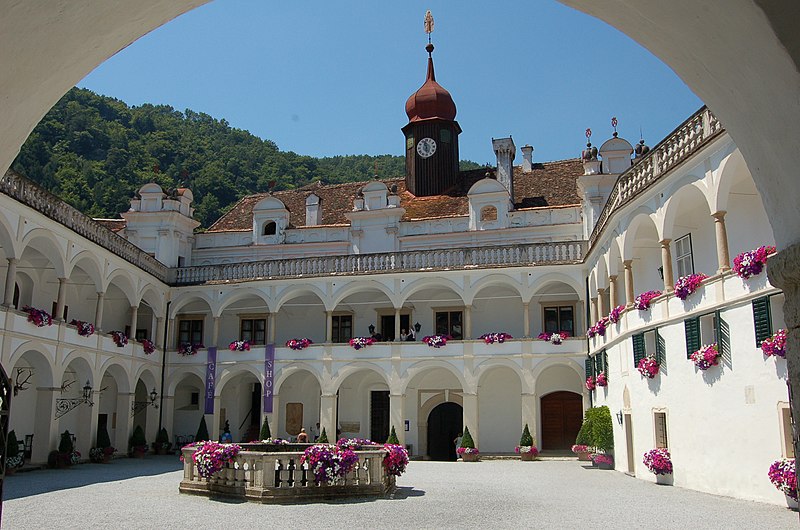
[276,371,321,440]
[471,294,523,338]
[97,374,119,447]
[726,181,774,258]
[173,378,203,440]
[478,367,522,452]
[275,305,326,344]
[337,371,388,440]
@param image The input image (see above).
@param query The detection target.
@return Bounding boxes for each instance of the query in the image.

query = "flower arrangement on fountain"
[139,338,156,355]
[537,332,568,344]
[300,444,359,484]
[585,376,596,391]
[178,342,203,356]
[191,441,242,479]
[608,305,625,324]
[110,331,128,347]
[761,329,787,358]
[571,444,590,455]
[383,444,409,476]
[634,290,662,311]
[286,338,313,350]
[69,319,95,337]
[422,335,451,348]
[480,332,513,344]
[228,340,250,352]
[22,306,53,327]
[690,343,720,370]
[260,437,289,445]
[595,371,608,387]
[337,437,377,450]
[733,245,776,279]
[587,317,609,338]
[348,337,375,350]
[674,273,708,300]
[769,458,798,501]
[643,448,673,475]
[637,356,660,379]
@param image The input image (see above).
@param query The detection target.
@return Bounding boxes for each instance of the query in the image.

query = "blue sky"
[79,0,701,165]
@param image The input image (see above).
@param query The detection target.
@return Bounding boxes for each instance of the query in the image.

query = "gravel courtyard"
[3,456,796,529]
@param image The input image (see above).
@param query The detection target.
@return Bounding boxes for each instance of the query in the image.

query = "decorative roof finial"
[425,10,434,44]
[611,116,618,138]
[585,128,592,147]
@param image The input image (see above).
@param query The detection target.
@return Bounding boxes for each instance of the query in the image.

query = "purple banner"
[204,346,217,414]
[263,343,275,413]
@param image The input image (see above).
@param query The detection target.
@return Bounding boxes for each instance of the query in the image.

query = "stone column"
[211,316,220,346]
[320,393,338,441]
[166,318,175,350]
[129,305,139,338]
[160,394,175,439]
[389,393,405,445]
[394,308,402,341]
[522,302,530,338]
[608,275,618,308]
[94,292,105,331]
[521,392,537,446]
[32,387,59,463]
[3,257,17,307]
[155,317,164,347]
[597,288,606,318]
[463,305,472,340]
[462,393,479,447]
[590,298,598,324]
[660,239,675,292]
[325,311,333,344]
[712,211,731,273]
[54,277,67,321]
[268,312,277,344]
[210,396,221,442]
[623,260,635,306]
[767,244,800,469]
[115,392,135,452]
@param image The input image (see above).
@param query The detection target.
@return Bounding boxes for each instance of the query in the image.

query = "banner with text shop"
[263,344,275,414]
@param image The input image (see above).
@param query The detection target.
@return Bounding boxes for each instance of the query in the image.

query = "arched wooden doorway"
[427,402,462,461]
[540,391,583,451]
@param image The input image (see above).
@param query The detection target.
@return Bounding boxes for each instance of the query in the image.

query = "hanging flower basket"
[637,356,660,379]
[585,376,596,391]
[608,305,625,324]
[69,319,95,337]
[383,444,409,477]
[23,306,53,327]
[643,448,673,475]
[674,273,708,300]
[595,371,608,387]
[140,338,156,354]
[537,332,567,344]
[480,332,513,344]
[192,441,241,478]
[690,343,720,370]
[229,340,251,352]
[769,458,798,502]
[110,331,128,347]
[178,342,202,356]
[761,329,787,358]
[348,337,375,350]
[733,245,776,279]
[286,338,313,350]
[634,290,662,311]
[422,335,451,348]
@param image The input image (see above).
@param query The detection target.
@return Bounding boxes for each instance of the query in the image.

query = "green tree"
[260,416,272,440]
[195,416,209,442]
[460,426,475,449]
[519,424,533,447]
[387,426,399,445]
[318,427,328,443]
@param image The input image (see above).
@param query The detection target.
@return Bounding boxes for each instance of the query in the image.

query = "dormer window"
[480,206,498,222]
[263,221,277,236]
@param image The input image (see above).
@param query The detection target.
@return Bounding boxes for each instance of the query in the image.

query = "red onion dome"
[405,43,457,122]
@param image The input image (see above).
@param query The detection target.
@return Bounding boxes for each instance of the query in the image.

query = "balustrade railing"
[589,107,723,247]
[0,170,168,281]
[172,240,587,285]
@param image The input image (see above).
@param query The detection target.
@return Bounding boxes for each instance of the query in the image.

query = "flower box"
[690,343,720,370]
[608,305,625,324]
[23,306,53,327]
[139,338,156,355]
[348,337,375,350]
[480,332,513,344]
[422,335,451,348]
[229,340,250,352]
[585,376,596,391]
[537,332,567,344]
[769,458,798,504]
[178,343,203,356]
[69,319,95,337]
[634,290,662,311]
[595,371,608,387]
[637,356,660,379]
[643,448,673,476]
[110,331,128,347]
[761,329,787,358]
[733,245,776,279]
[286,338,313,350]
[674,273,708,300]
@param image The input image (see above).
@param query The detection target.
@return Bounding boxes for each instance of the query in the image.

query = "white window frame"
[674,233,694,278]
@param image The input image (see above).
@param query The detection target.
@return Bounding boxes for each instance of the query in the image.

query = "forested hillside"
[12,88,481,227]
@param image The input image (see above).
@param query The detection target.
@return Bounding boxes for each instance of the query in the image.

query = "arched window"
[263,221,277,236]
[480,206,498,222]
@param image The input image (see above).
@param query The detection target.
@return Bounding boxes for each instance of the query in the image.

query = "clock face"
[416,137,437,158]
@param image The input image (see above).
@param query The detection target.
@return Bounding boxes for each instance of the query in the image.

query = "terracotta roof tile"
[94,218,127,232]
[206,158,583,232]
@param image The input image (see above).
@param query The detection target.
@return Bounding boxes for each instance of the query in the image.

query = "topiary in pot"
[460,426,475,449]
[195,416,209,442]
[97,423,112,449]
[317,427,328,443]
[591,406,614,455]
[259,416,271,440]
[459,427,479,461]
[387,426,399,445]
[154,427,170,454]
[129,425,147,457]
[519,424,533,447]
[7,430,19,459]
[59,430,74,455]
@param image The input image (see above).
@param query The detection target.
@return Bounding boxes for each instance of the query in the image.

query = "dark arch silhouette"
[427,402,463,461]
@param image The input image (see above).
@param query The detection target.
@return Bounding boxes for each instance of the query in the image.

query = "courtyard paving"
[2,456,796,529]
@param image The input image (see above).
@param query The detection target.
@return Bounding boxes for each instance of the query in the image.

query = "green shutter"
[752,296,773,347]
[584,358,593,379]
[632,333,646,365]
[655,329,666,366]
[716,311,731,366]
[600,349,608,373]
[685,317,701,358]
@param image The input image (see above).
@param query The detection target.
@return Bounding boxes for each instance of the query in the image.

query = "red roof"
[405,45,457,123]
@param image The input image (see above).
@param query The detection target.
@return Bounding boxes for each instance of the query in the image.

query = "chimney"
[521,145,534,173]
[305,193,322,225]
[492,137,516,199]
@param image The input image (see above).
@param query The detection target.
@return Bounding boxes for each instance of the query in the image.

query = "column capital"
[6,257,17,265]
[659,238,672,247]
[57,276,67,283]
[608,274,618,281]
[623,259,633,268]
[711,210,727,220]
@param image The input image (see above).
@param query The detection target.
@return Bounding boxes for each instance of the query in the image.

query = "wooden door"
[541,391,583,450]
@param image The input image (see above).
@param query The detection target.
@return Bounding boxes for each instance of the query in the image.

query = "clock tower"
[402,38,461,196]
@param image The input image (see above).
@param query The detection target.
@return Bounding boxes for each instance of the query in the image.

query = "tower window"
[263,221,277,236]
[406,136,414,150]
[440,129,451,143]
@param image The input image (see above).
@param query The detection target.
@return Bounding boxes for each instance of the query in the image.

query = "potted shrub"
[259,416,272,441]
[769,458,798,509]
[129,425,148,458]
[6,430,23,473]
[195,416,209,442]
[387,426,400,445]
[91,424,115,463]
[591,406,614,469]
[57,430,75,467]
[516,424,538,461]
[457,427,480,462]
[643,448,674,485]
[154,427,171,455]
[573,416,593,461]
